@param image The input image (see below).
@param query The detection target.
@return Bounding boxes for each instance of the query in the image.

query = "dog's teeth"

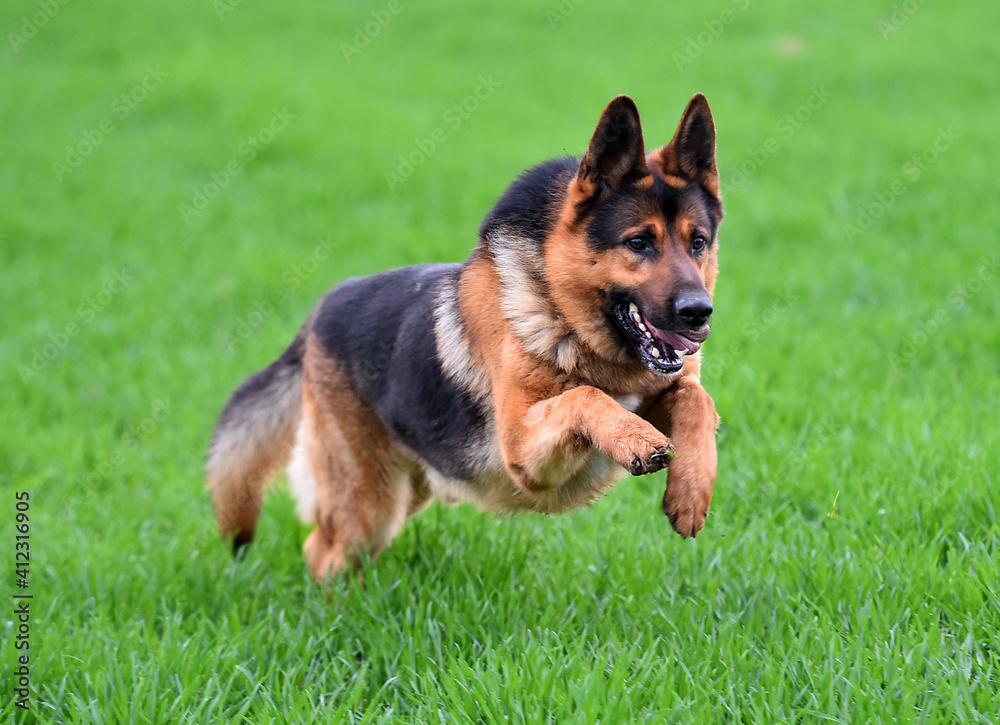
[651,348,660,358]
[631,312,641,324]
[628,302,638,314]
[637,321,647,331]
[644,330,652,339]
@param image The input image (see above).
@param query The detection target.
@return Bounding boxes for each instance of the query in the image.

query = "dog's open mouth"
[614,301,710,374]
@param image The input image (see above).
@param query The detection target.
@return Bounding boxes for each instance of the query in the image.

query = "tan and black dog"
[207,93,724,582]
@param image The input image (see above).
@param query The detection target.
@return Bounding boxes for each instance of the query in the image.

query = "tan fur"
[644,376,720,536]
[209,432,296,544]
[299,337,432,582]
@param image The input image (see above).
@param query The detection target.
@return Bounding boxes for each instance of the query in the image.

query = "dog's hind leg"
[295,343,428,585]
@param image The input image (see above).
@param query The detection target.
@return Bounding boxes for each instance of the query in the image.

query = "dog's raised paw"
[621,434,675,476]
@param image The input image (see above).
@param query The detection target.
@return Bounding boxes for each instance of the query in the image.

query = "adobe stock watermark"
[702,287,799,380]
[384,75,501,190]
[673,0,751,72]
[877,0,929,39]
[18,266,135,383]
[889,255,998,371]
[842,126,959,243]
[772,417,841,486]
[52,65,168,181]
[725,84,833,192]
[219,236,338,350]
[214,0,242,20]
[70,397,177,506]
[179,107,295,223]
[546,0,587,29]
[340,0,403,61]
[7,0,72,53]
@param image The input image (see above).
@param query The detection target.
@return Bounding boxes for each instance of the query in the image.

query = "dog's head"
[543,94,724,376]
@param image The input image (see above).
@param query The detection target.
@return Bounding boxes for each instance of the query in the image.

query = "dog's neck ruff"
[433,275,493,404]
[486,228,583,372]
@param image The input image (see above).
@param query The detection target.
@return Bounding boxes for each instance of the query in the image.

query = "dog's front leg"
[496,385,674,491]
[645,376,720,537]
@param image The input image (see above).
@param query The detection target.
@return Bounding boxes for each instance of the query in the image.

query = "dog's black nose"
[674,291,713,328]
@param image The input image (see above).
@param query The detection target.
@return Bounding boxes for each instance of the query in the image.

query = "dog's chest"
[612,393,643,412]
[415,389,645,515]
[423,443,623,515]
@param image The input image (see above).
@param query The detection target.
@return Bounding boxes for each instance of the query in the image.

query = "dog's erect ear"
[576,95,650,199]
[650,93,719,197]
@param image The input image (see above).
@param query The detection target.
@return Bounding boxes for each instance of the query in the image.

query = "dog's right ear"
[576,95,650,200]
[648,93,719,197]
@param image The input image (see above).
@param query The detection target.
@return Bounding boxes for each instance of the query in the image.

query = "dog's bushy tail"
[206,331,306,552]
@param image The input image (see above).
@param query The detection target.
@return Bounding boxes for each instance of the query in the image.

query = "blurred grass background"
[1,0,999,721]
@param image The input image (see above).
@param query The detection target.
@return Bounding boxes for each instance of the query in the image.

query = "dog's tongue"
[650,324,710,353]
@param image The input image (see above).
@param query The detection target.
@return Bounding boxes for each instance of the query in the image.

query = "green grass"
[3,0,999,721]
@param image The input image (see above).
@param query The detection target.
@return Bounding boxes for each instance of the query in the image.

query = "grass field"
[2,0,1000,721]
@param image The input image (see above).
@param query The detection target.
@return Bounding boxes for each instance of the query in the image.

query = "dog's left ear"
[576,95,650,200]
[649,93,719,197]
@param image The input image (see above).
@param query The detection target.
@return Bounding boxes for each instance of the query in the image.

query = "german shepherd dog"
[207,94,723,582]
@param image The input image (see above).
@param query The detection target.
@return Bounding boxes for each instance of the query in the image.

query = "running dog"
[207,93,724,582]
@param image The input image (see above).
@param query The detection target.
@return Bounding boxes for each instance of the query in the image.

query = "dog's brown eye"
[627,237,648,251]
[691,236,707,253]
